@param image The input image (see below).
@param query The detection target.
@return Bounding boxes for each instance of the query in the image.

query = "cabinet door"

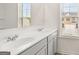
[36,46,47,55]
[18,38,47,55]
[53,37,57,54]
[48,40,54,55]
[48,32,57,55]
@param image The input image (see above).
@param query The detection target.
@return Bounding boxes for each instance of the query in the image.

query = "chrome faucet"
[7,34,18,42]
[37,28,44,31]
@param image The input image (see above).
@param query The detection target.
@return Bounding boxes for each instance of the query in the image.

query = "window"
[18,3,31,28]
[63,3,78,13]
[22,3,31,27]
[61,3,79,27]
[61,3,79,35]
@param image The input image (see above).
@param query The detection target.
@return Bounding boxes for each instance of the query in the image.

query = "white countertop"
[0,26,57,55]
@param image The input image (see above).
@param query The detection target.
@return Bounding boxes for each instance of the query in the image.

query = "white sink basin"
[0,29,41,54]
[0,37,35,51]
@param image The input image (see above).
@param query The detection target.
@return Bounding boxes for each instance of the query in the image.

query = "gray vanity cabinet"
[48,32,57,55]
[48,37,54,55]
[36,46,47,55]
[18,38,47,55]
[18,31,57,55]
[53,37,57,54]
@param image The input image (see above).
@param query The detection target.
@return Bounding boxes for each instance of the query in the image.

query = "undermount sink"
[0,30,40,54]
[37,28,44,31]
[0,37,35,52]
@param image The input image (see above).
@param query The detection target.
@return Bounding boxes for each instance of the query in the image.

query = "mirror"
[0,3,31,30]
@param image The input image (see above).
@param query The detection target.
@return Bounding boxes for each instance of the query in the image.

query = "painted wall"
[31,3,60,29]
[31,3,44,26]
[44,3,60,29]
[0,4,6,29]
[58,38,79,54]
[0,3,60,29]
[0,3,18,29]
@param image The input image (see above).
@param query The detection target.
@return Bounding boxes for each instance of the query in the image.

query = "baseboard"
[54,53,64,55]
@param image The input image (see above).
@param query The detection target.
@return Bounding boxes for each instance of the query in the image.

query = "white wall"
[0,4,6,29]
[31,3,44,26]
[44,3,60,29]
[0,3,60,29]
[31,3,60,29]
[5,3,18,29]
[58,38,79,54]
[0,3,18,29]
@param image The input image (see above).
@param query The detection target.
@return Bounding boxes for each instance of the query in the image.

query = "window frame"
[18,3,32,28]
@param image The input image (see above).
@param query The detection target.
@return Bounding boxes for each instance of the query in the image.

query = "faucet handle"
[14,34,18,38]
[7,34,18,42]
[7,37,12,40]
[7,37,12,42]
[12,34,18,40]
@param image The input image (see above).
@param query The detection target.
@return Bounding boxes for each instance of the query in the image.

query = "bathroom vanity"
[18,38,47,55]
[0,27,57,55]
[18,30,57,55]
[47,32,57,55]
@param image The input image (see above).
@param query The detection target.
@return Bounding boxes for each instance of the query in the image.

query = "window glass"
[23,3,31,17]
[61,3,79,35]
[22,3,31,27]
[63,3,78,13]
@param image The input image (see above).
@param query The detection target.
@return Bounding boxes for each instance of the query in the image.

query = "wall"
[44,3,60,29]
[0,3,18,29]
[0,4,6,29]
[31,3,60,29]
[0,3,60,29]
[58,38,79,54]
[31,3,44,26]
[4,3,18,29]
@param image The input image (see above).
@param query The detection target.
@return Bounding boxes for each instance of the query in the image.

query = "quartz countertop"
[0,26,57,55]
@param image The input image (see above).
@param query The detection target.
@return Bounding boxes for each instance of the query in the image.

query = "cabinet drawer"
[18,38,47,55]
